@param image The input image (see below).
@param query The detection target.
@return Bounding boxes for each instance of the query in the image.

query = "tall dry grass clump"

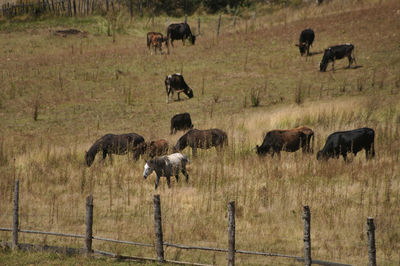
[0,0,400,264]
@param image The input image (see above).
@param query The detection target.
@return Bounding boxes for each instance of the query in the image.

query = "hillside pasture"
[1,0,400,265]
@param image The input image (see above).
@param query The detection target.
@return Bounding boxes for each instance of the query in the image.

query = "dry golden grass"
[1,0,400,265]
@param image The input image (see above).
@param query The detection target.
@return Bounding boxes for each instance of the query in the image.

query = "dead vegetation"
[0,0,399,264]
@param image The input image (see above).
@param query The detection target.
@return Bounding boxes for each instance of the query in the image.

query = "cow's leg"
[192,146,197,157]
[175,174,179,182]
[331,60,335,72]
[155,175,160,190]
[166,86,171,104]
[182,168,189,183]
[166,175,171,188]
[177,91,181,101]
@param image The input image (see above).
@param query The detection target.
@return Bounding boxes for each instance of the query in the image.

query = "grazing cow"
[256,127,314,157]
[166,23,196,48]
[296,28,315,56]
[174,128,228,156]
[143,153,190,189]
[317,128,375,161]
[146,32,166,54]
[165,73,194,103]
[320,43,356,72]
[170,112,194,134]
[133,139,169,158]
[85,133,145,166]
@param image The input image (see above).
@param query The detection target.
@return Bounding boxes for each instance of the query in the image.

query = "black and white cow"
[170,112,194,134]
[166,23,196,48]
[296,28,315,56]
[165,73,194,103]
[317,128,375,161]
[320,43,356,72]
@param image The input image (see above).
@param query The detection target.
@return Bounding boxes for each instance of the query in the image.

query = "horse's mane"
[87,137,104,157]
[175,130,191,151]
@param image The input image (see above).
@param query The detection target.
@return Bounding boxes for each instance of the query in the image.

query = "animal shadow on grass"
[308,51,323,56]
[325,65,363,72]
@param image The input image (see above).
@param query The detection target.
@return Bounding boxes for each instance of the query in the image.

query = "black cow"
[296,28,315,56]
[170,112,194,134]
[320,43,356,72]
[166,23,196,49]
[317,128,375,161]
[165,73,194,103]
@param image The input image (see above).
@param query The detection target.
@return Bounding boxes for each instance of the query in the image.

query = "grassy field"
[1,0,400,265]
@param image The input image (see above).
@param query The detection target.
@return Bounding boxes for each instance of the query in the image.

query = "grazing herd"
[85,22,368,189]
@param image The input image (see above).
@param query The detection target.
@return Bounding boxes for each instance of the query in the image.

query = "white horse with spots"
[143,153,190,189]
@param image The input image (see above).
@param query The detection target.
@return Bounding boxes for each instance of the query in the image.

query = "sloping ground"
[0,1,399,265]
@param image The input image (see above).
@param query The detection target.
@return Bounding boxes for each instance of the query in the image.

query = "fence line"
[1,180,374,265]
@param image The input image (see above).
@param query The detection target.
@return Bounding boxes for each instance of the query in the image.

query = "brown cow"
[146,32,166,54]
[133,139,169,158]
[256,126,314,157]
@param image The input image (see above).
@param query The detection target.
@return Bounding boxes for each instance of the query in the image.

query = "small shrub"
[294,84,302,105]
[33,100,40,121]
[250,88,260,107]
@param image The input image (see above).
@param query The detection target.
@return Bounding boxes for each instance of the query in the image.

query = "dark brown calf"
[256,126,314,157]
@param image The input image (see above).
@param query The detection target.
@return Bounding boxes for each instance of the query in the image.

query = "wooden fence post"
[216,14,221,37]
[184,14,187,23]
[367,217,376,266]
[85,194,93,256]
[302,206,311,266]
[153,194,164,262]
[12,180,19,249]
[197,17,200,35]
[129,0,132,19]
[228,201,235,266]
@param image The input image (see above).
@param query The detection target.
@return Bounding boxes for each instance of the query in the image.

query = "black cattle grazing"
[256,126,314,157]
[317,128,375,161]
[166,23,196,49]
[170,112,194,134]
[85,133,145,166]
[320,43,356,72]
[165,73,194,103]
[174,128,228,156]
[146,32,167,54]
[296,28,315,56]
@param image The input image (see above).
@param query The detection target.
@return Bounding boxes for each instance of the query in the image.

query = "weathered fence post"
[197,17,200,35]
[367,217,376,266]
[216,14,221,37]
[12,180,19,249]
[129,0,132,19]
[151,9,154,28]
[153,194,164,262]
[85,194,93,256]
[184,14,187,23]
[303,206,311,266]
[228,201,235,266]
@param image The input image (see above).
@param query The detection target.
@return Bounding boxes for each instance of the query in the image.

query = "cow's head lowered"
[296,42,308,56]
[319,48,332,72]
[189,34,196,45]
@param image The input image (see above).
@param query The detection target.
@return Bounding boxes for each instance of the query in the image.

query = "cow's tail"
[311,133,315,154]
[166,30,170,55]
